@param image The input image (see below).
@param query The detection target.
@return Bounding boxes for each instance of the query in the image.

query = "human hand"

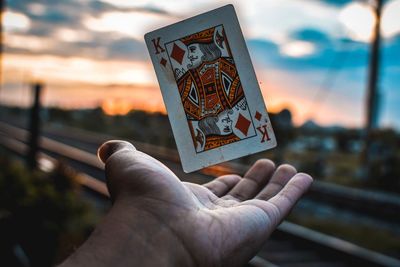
[60,140,312,267]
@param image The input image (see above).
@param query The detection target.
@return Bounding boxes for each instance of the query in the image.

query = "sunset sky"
[2,0,400,129]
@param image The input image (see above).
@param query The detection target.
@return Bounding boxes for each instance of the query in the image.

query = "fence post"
[27,82,43,170]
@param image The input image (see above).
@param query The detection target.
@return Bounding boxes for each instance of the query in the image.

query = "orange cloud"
[3,53,155,86]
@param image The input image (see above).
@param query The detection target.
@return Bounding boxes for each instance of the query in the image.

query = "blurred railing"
[1,121,400,267]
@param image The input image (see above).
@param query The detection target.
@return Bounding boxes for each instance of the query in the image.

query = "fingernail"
[97,140,135,163]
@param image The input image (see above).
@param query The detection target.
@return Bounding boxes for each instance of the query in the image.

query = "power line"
[305,41,356,119]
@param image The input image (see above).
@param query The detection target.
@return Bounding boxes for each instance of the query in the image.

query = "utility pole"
[363,0,383,178]
[27,83,43,170]
[0,0,4,97]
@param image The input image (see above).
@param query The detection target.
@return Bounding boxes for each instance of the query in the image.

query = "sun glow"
[339,1,400,42]
[280,41,316,58]
[3,11,31,32]
[339,2,376,42]
[382,0,400,38]
[101,99,134,115]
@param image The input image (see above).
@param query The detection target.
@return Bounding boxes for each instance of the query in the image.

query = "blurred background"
[0,0,399,266]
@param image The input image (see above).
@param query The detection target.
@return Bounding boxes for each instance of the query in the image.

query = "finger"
[97,140,183,202]
[97,140,137,200]
[203,175,241,197]
[97,140,136,164]
[266,173,312,225]
[255,164,297,200]
[98,140,175,180]
[223,159,275,201]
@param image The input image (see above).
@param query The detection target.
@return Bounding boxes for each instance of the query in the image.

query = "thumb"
[97,140,138,202]
[97,140,184,203]
[98,140,136,164]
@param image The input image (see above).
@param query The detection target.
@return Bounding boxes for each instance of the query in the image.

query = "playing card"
[145,4,276,173]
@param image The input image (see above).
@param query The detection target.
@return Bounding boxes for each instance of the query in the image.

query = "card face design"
[145,5,276,172]
[164,25,256,153]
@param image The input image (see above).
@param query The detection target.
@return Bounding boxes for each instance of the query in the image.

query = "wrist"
[60,201,195,267]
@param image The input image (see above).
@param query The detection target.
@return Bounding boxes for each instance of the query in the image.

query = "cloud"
[7,0,174,37]
[248,27,373,71]
[8,0,81,26]
[4,0,161,62]
[5,32,149,62]
[239,0,343,43]
[4,53,155,85]
[4,0,400,129]
[82,10,175,39]
[106,38,148,60]
[3,11,31,32]
[90,1,171,16]
[248,27,400,94]
[248,25,400,129]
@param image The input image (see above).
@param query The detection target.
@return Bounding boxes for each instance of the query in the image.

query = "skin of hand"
[59,140,313,267]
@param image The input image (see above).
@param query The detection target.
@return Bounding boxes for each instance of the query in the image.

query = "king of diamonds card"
[145,5,276,172]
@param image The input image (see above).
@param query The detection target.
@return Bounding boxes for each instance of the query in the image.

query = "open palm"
[95,140,313,267]
[60,141,312,267]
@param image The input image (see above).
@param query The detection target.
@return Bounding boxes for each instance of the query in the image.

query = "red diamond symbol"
[255,111,262,121]
[170,43,185,65]
[235,113,251,136]
[160,57,167,67]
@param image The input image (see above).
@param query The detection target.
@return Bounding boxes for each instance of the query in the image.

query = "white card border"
[145,4,276,172]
